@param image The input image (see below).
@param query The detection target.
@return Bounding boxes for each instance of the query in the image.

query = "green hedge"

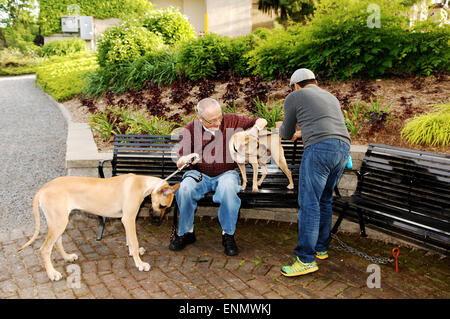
[139,7,196,45]
[96,21,165,69]
[41,37,88,57]
[176,33,258,81]
[39,0,152,36]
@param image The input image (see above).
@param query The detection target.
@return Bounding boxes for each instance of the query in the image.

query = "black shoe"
[169,232,196,251]
[222,233,239,256]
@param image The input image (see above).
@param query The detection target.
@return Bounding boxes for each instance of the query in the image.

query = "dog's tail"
[18,189,42,252]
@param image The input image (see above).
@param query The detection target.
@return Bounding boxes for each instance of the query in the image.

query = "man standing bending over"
[276,68,350,276]
[172,98,267,256]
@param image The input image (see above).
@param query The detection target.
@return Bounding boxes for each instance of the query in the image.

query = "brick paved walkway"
[1,212,448,299]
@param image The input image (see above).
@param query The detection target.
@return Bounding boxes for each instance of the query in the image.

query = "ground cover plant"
[35,52,98,101]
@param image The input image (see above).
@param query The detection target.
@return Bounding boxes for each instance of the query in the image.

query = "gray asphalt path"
[0,74,67,231]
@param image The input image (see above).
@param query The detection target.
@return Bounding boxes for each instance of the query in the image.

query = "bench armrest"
[98,159,112,178]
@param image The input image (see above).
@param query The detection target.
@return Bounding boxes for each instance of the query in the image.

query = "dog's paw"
[137,262,151,272]
[252,187,259,193]
[65,253,78,262]
[287,184,294,190]
[241,184,247,191]
[138,247,145,256]
[48,269,63,281]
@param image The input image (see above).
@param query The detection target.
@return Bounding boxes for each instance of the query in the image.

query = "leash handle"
[392,248,400,272]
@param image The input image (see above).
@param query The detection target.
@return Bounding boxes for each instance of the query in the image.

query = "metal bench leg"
[331,202,347,234]
[97,216,106,241]
[331,212,345,234]
[356,208,367,237]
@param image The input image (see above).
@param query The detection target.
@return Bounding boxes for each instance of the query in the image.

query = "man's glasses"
[201,114,223,125]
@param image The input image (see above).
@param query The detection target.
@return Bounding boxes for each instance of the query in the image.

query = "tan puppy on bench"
[229,130,294,192]
[18,174,179,281]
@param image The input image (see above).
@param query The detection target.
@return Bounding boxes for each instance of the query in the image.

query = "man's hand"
[177,153,200,168]
[275,121,283,133]
[248,126,259,138]
[291,130,302,141]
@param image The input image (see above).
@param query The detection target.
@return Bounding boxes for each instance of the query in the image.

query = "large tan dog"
[18,174,179,281]
[229,130,294,192]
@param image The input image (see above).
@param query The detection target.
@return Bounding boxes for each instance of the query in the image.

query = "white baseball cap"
[290,68,316,86]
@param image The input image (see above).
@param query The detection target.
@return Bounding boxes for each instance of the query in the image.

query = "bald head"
[197,98,223,130]
[197,98,221,117]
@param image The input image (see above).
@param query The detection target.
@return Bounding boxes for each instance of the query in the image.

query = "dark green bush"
[228,34,259,77]
[249,0,449,80]
[302,9,408,79]
[176,33,233,81]
[394,22,450,76]
[247,27,300,79]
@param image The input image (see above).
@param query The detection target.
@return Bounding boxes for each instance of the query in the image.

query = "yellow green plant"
[401,104,450,147]
[35,52,98,101]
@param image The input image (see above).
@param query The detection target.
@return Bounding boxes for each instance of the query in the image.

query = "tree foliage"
[258,0,316,25]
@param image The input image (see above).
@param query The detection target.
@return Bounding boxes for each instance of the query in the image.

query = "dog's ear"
[158,184,180,195]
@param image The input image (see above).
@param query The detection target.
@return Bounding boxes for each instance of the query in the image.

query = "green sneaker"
[315,251,328,260]
[280,257,319,277]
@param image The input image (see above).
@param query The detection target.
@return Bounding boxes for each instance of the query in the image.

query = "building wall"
[183,0,206,35]
[206,0,252,37]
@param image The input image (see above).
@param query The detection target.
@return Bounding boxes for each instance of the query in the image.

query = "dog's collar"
[233,143,240,154]
[233,142,248,157]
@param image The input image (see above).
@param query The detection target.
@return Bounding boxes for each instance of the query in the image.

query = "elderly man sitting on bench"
[171,98,267,256]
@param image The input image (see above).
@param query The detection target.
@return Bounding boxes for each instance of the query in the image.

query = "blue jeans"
[175,170,242,236]
[295,138,350,263]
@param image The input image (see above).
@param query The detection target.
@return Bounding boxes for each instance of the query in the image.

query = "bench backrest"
[358,143,450,237]
[111,134,303,191]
